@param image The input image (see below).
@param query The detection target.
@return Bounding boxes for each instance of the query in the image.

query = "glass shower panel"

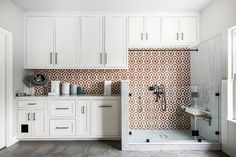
[190,34,221,142]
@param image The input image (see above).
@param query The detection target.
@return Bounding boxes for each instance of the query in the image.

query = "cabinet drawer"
[18,100,47,108]
[50,120,75,136]
[49,100,75,117]
[92,99,120,136]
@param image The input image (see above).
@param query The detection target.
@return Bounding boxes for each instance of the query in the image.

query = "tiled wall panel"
[34,48,191,130]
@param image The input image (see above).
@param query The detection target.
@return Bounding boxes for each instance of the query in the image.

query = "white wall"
[200,0,236,156]
[200,0,236,78]
[0,0,24,94]
[0,0,24,145]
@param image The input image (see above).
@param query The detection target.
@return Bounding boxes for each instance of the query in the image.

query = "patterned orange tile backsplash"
[34,48,191,130]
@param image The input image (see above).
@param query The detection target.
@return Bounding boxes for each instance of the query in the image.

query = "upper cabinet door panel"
[25,17,54,68]
[179,17,197,43]
[104,16,127,69]
[79,16,103,68]
[128,17,144,43]
[145,16,161,43]
[162,17,179,43]
[55,17,78,67]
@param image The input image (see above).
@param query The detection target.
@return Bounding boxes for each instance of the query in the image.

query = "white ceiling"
[11,0,214,12]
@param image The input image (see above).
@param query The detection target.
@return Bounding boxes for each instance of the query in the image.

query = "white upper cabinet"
[162,16,198,44]
[128,16,161,44]
[104,16,127,69]
[24,13,198,69]
[128,17,144,43]
[145,16,161,43]
[55,17,78,68]
[179,17,197,43]
[79,16,103,69]
[128,15,198,46]
[162,17,179,43]
[25,17,54,68]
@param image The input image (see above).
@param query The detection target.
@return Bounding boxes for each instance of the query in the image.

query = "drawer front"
[50,120,75,136]
[18,100,47,108]
[92,99,121,136]
[49,100,75,117]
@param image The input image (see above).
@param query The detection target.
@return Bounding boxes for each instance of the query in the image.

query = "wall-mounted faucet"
[149,84,167,111]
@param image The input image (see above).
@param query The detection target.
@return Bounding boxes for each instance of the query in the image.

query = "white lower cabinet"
[32,110,48,137]
[17,109,32,137]
[77,100,90,136]
[49,100,76,117]
[50,120,75,136]
[92,99,120,137]
[17,109,48,137]
[17,96,120,139]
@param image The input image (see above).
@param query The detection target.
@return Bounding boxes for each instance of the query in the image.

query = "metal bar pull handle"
[181,33,184,40]
[55,107,69,110]
[50,52,53,64]
[146,33,148,40]
[55,52,58,64]
[141,33,143,40]
[27,113,30,121]
[100,53,103,64]
[176,33,179,40]
[55,127,69,129]
[105,53,108,65]
[81,106,85,114]
[99,105,112,108]
[33,113,36,121]
[28,103,37,105]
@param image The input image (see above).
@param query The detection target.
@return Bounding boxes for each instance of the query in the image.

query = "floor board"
[0,141,229,157]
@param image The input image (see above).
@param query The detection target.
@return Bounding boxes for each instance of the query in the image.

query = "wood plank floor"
[0,141,229,157]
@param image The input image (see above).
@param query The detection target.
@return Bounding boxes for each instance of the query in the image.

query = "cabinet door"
[128,17,144,43]
[32,110,48,137]
[77,100,90,136]
[79,16,103,68]
[162,17,179,43]
[55,17,79,67]
[92,99,120,137]
[104,16,127,69]
[145,16,161,43]
[17,109,32,137]
[25,17,54,68]
[179,17,197,43]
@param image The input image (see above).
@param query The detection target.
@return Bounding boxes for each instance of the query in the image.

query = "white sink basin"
[184,107,209,116]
